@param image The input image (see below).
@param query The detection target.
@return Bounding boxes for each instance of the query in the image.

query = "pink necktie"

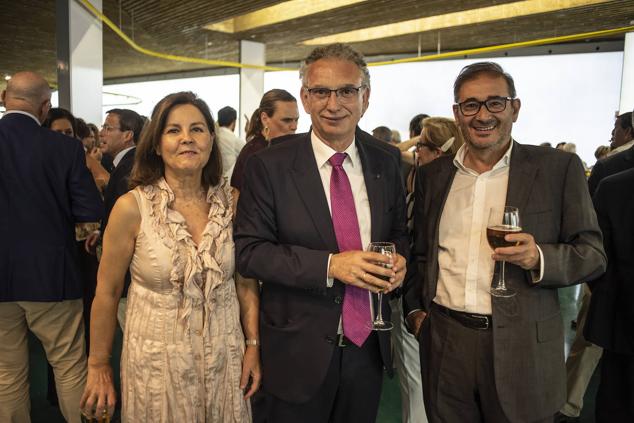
[329,152,371,347]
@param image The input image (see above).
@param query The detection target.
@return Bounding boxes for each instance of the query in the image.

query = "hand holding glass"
[487,206,521,298]
[366,242,395,331]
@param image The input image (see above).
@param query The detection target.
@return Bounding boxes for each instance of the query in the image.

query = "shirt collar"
[310,131,360,169]
[2,110,41,125]
[453,139,513,175]
[113,146,135,168]
[607,139,634,156]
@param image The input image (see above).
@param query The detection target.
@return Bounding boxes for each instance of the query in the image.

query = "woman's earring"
[264,126,270,141]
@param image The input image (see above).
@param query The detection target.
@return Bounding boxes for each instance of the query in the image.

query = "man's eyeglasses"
[304,85,365,101]
[100,124,122,132]
[454,96,514,116]
[416,141,439,151]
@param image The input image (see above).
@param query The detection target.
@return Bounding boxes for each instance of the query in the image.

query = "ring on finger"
[361,272,367,281]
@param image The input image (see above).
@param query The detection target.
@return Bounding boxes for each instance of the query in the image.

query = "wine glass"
[487,206,521,298]
[366,241,395,331]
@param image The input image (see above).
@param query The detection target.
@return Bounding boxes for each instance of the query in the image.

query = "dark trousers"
[596,349,634,421]
[258,332,383,423]
[420,304,552,423]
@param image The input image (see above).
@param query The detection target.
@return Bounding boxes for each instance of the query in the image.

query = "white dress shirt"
[606,139,634,157]
[311,131,372,334]
[310,131,371,288]
[216,126,246,178]
[434,142,543,315]
[113,146,135,168]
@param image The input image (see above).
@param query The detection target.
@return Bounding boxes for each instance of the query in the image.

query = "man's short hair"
[106,108,145,144]
[372,126,392,143]
[300,43,370,88]
[409,113,429,138]
[617,112,633,133]
[453,62,517,102]
[217,106,237,127]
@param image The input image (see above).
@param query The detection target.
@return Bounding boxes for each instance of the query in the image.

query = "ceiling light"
[302,0,609,45]
[205,0,367,33]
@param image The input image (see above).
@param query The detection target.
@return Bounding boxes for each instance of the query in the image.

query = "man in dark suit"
[587,114,633,196]
[235,43,408,422]
[403,62,606,423]
[85,108,144,329]
[0,71,103,422]
[556,111,634,422]
[584,167,634,421]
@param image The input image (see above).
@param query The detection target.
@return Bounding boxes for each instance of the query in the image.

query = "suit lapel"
[355,133,383,244]
[291,135,339,251]
[505,141,537,212]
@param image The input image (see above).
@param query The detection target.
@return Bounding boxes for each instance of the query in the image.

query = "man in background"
[216,105,245,179]
[0,71,103,422]
[86,108,144,329]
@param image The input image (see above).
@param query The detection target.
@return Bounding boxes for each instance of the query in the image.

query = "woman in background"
[230,89,299,213]
[44,108,109,192]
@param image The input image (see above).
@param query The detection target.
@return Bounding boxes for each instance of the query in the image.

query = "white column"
[239,40,265,139]
[619,32,634,115]
[57,0,103,125]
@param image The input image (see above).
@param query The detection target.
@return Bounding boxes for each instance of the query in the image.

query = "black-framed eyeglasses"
[304,85,365,101]
[416,141,439,151]
[454,96,514,116]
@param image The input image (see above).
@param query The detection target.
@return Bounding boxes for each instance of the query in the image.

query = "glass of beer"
[487,206,521,297]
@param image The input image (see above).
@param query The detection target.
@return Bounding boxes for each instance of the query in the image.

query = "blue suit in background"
[0,111,103,422]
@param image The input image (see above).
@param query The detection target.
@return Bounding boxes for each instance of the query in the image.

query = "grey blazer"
[403,141,606,422]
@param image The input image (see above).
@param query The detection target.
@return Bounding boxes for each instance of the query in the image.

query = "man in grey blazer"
[403,62,606,422]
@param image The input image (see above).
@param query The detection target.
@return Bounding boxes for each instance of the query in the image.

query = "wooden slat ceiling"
[0,0,632,90]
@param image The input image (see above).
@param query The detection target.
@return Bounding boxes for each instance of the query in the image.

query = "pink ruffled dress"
[121,178,251,422]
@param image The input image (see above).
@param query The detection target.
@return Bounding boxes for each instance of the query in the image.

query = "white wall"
[94,51,623,166]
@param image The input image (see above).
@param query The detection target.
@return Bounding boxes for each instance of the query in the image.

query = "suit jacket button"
[325,335,335,344]
[334,296,343,304]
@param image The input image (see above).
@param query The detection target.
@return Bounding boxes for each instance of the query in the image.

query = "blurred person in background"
[216,105,246,180]
[230,89,299,212]
[594,145,610,161]
[85,108,145,332]
[391,129,402,144]
[372,125,393,143]
[392,116,464,423]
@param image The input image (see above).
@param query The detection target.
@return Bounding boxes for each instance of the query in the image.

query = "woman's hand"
[80,361,117,419]
[240,345,261,399]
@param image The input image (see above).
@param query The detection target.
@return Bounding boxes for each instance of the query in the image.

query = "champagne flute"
[366,242,395,331]
[487,206,521,297]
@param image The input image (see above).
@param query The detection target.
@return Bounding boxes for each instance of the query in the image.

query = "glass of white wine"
[366,241,395,331]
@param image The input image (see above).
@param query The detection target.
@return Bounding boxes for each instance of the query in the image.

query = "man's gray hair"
[299,43,371,88]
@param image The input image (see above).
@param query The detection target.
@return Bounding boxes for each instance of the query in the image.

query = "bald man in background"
[0,72,103,422]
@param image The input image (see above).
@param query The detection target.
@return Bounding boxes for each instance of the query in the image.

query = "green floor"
[29,286,595,422]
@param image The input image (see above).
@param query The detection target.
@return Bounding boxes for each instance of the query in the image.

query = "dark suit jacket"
[587,146,634,196]
[235,128,409,403]
[101,147,135,297]
[585,168,634,354]
[0,113,103,301]
[403,142,606,422]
